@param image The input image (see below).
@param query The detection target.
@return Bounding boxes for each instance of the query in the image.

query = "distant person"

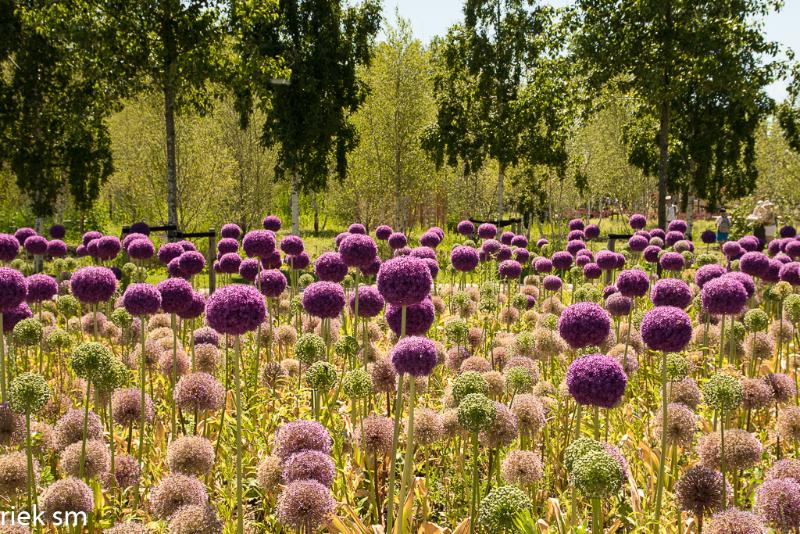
[747,200,777,243]
[666,196,677,224]
[716,209,731,245]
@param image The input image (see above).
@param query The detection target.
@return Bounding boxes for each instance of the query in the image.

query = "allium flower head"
[706,508,766,534]
[650,278,692,309]
[457,393,496,432]
[675,465,727,517]
[157,242,184,265]
[385,298,434,336]
[698,429,762,470]
[25,274,57,303]
[301,281,345,319]
[46,239,67,258]
[294,333,326,364]
[356,415,393,455]
[0,235,20,262]
[375,225,393,240]
[149,473,208,519]
[277,480,335,531]
[283,450,336,487]
[377,256,432,306]
[242,230,276,259]
[557,302,611,349]
[640,306,692,352]
[23,235,48,255]
[477,223,497,239]
[566,354,627,408]
[257,269,287,298]
[478,485,531,532]
[349,285,383,318]
[167,436,215,476]
[274,420,332,459]
[173,372,225,412]
[605,293,632,317]
[8,372,50,414]
[542,275,562,292]
[451,245,480,272]
[127,238,155,260]
[501,449,543,486]
[391,336,438,377]
[68,266,117,304]
[551,251,573,271]
[704,373,743,411]
[570,449,623,497]
[40,477,94,524]
[168,504,223,534]
[755,478,800,531]
[629,214,646,230]
[122,283,161,316]
[280,235,305,256]
[263,215,282,231]
[112,387,154,427]
[206,284,266,335]
[616,269,649,298]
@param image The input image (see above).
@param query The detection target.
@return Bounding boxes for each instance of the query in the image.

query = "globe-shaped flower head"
[350,285,384,317]
[640,306,692,352]
[375,225,393,240]
[391,336,438,377]
[385,298,435,336]
[457,220,475,236]
[206,284,266,336]
[274,419,332,459]
[8,372,50,414]
[377,256,432,306]
[157,277,194,314]
[95,236,121,261]
[740,251,770,278]
[24,235,48,256]
[566,354,627,408]
[314,252,348,282]
[0,235,19,262]
[257,270,287,298]
[127,238,155,261]
[478,224,497,239]
[25,274,57,304]
[157,242,184,265]
[48,224,66,239]
[451,246,480,272]
[695,264,726,288]
[478,485,531,532]
[122,283,162,316]
[498,260,522,280]
[558,302,611,349]
[703,374,743,412]
[339,234,378,270]
[263,215,282,232]
[650,279,692,309]
[280,235,305,256]
[701,276,748,316]
[629,214,647,230]
[242,230,276,259]
[47,240,67,258]
[302,281,345,319]
[220,223,241,239]
[178,251,205,277]
[70,267,117,304]
[387,232,407,250]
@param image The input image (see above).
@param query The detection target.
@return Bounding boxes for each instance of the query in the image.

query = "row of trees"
[2,0,800,234]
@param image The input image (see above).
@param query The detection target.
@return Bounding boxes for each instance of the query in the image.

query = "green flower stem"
[79,380,91,480]
[25,411,34,510]
[398,376,417,533]
[137,316,147,467]
[170,313,178,438]
[469,432,479,534]
[234,335,245,534]
[0,312,5,402]
[592,496,602,534]
[386,305,407,532]
[720,409,727,507]
[654,351,668,529]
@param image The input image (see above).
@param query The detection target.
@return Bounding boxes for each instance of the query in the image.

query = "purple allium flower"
[605,293,632,317]
[350,285,384,317]
[781,225,797,238]
[128,222,150,236]
[94,236,120,261]
[0,234,20,262]
[14,228,36,245]
[157,277,193,314]
[722,241,743,261]
[664,231,684,248]
[558,302,611,349]
[220,223,241,239]
[313,252,346,283]
[206,284,266,335]
[616,269,649,298]
[386,298,435,336]
[238,258,259,281]
[650,279,692,309]
[498,260,522,280]
[23,235,47,256]
[287,251,310,270]
[391,336,438,377]
[668,219,688,233]
[602,284,618,298]
[698,229,716,245]
[242,230,276,259]
[643,245,661,263]
[514,248,530,263]
[534,257,553,273]
[302,281,345,319]
[569,219,585,231]
[585,225,601,240]
[280,235,304,256]
[2,303,32,333]
[566,240,586,256]
[536,238,549,248]
[738,236,759,253]
[168,257,187,279]
[780,262,800,285]
[424,258,439,278]
[739,251,770,278]
[348,223,366,235]
[567,230,585,242]
[261,250,282,270]
[500,231,514,245]
[566,354,627,408]
[420,232,441,248]
[659,251,685,271]
[123,283,161,316]
[450,246,479,272]
[457,220,475,236]
[482,239,501,257]
[178,251,205,277]
[724,272,755,299]
[70,266,117,304]
[497,244,513,261]
[257,270,287,298]
[86,239,100,258]
[543,275,562,292]
[217,238,239,255]
[40,477,94,523]
[701,276,747,315]
[576,254,592,268]
[79,230,100,247]
[629,214,646,230]
[194,327,219,347]
[377,256,432,306]
[694,265,725,289]
[361,256,382,277]
[148,473,207,519]
[46,240,67,258]
[640,306,692,352]
[263,215,282,232]
[277,480,335,531]
[593,250,614,271]
[339,234,378,269]
[511,235,528,248]
[755,478,800,532]
[628,235,648,252]
[174,372,225,412]
[375,225,393,240]
[583,263,602,280]
[768,239,784,257]
[218,253,241,274]
[274,420,332,459]
[178,291,205,320]
[25,274,58,303]
[552,251,573,271]
[0,267,28,312]
[478,223,497,239]
[786,241,800,259]
[48,224,66,239]
[387,232,407,250]
[127,238,154,261]
[156,243,182,265]
[283,450,336,487]
[775,253,792,264]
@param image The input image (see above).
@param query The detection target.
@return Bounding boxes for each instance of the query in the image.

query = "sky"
[385,0,800,101]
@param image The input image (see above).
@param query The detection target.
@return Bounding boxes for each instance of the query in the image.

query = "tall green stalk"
[654,351,668,529]
[234,336,245,534]
[397,377,417,533]
[385,305,407,532]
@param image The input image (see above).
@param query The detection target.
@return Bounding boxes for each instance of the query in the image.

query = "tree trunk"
[497,162,506,219]
[164,78,178,237]
[686,190,695,238]
[291,170,300,235]
[657,0,673,231]
[313,191,319,236]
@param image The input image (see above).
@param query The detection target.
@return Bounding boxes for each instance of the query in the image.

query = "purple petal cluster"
[640,306,692,352]
[25,274,57,303]
[350,285,384,317]
[315,252,348,283]
[302,281,346,319]
[257,270,287,298]
[220,224,241,239]
[0,268,27,311]
[629,214,646,230]
[0,235,19,262]
[391,336,438,377]
[280,235,305,256]
[477,223,497,239]
[123,284,162,317]
[451,246,480,272]
[376,256,432,306]
[386,299,435,336]
[616,269,649,298]
[650,279,692,309]
[375,225,393,240]
[243,230,276,259]
[24,235,48,255]
[498,260,522,280]
[70,267,117,304]
[274,420,332,459]
[206,284,266,335]
[701,276,748,315]
[157,278,194,314]
[263,215,282,232]
[457,220,475,236]
[558,302,611,349]
[566,354,627,408]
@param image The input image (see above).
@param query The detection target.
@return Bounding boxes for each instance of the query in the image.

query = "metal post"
[207,228,216,294]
